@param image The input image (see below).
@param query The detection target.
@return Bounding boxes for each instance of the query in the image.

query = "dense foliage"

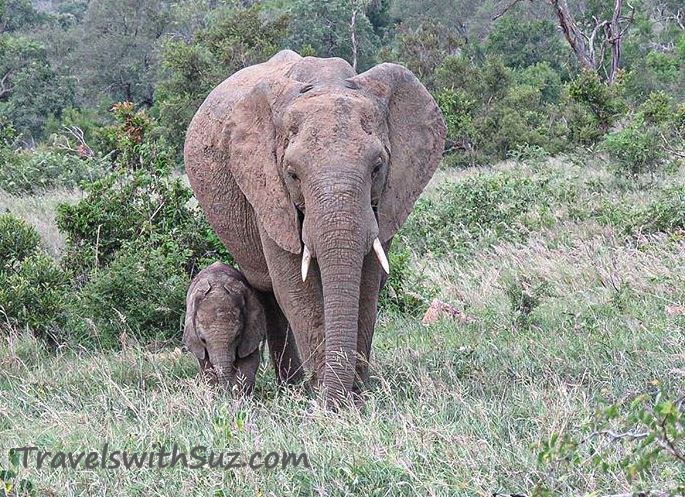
[0,0,681,160]
[2,104,230,348]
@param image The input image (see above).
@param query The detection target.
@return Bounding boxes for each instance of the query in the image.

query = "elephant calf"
[183,262,265,393]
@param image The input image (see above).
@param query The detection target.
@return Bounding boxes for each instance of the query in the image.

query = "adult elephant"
[184,50,445,407]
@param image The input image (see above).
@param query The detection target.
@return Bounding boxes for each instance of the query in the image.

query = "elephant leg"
[260,292,304,384]
[354,238,391,392]
[259,228,327,386]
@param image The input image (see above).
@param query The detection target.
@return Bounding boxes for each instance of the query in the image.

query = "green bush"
[566,70,626,144]
[0,252,71,344]
[402,171,551,256]
[56,168,228,278]
[599,91,682,179]
[94,102,173,173]
[56,103,229,279]
[602,121,667,178]
[0,214,70,344]
[379,241,435,316]
[638,91,674,125]
[435,87,479,167]
[0,213,40,266]
[516,62,563,104]
[66,241,189,348]
[0,149,107,194]
[538,388,685,495]
[435,55,567,166]
[478,83,563,159]
[48,102,230,349]
[595,185,685,235]
[633,185,685,234]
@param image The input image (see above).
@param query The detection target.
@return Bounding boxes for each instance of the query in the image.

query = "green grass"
[2,156,685,496]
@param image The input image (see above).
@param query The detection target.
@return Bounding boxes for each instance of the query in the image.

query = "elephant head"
[183,262,265,393]
[218,60,445,405]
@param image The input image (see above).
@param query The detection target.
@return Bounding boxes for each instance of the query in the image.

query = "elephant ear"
[220,78,303,254]
[237,287,266,359]
[350,64,446,242]
[183,279,211,359]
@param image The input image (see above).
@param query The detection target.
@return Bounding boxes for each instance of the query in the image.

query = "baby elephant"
[183,262,265,393]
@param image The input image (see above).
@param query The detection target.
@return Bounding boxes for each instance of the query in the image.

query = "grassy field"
[1,156,684,496]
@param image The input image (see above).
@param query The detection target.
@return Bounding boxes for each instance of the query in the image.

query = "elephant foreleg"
[354,238,391,392]
[260,292,304,384]
[259,228,327,387]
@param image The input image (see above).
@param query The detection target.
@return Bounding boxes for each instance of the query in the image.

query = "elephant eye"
[372,159,384,175]
[287,170,299,181]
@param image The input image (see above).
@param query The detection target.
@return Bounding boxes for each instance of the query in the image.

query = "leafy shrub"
[633,185,685,233]
[379,241,435,316]
[66,241,189,348]
[56,102,229,279]
[402,171,551,256]
[95,102,173,172]
[595,185,685,235]
[0,213,40,265]
[485,17,567,72]
[0,214,70,344]
[435,55,567,166]
[56,168,228,278]
[602,121,667,178]
[600,91,683,179]
[155,5,289,154]
[0,149,107,194]
[435,87,479,167]
[47,101,231,349]
[516,62,563,104]
[566,70,626,144]
[638,91,674,125]
[502,272,550,330]
[479,83,564,159]
[0,252,71,344]
[507,143,550,164]
[537,388,685,495]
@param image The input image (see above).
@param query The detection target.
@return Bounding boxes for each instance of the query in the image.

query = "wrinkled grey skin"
[183,262,265,393]
[185,50,445,407]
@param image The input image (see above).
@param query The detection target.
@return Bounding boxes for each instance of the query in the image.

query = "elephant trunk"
[317,235,363,406]
[206,334,237,389]
[307,177,376,407]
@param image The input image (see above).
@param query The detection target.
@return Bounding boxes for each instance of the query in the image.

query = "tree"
[155,4,289,153]
[0,34,74,139]
[381,19,463,88]
[485,15,567,71]
[0,0,43,33]
[72,0,173,107]
[286,0,380,71]
[494,0,635,84]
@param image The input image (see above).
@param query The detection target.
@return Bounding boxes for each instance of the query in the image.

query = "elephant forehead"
[197,292,242,317]
[287,93,381,133]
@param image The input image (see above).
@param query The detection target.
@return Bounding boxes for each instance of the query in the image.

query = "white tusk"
[373,238,390,274]
[301,245,311,282]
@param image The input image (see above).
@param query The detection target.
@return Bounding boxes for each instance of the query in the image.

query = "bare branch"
[607,0,624,84]
[54,125,94,158]
[0,72,15,99]
[492,0,525,21]
[350,9,358,72]
[549,0,596,71]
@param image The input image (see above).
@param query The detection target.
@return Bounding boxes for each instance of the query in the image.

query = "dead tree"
[494,0,634,84]
[350,9,359,72]
[54,125,94,158]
